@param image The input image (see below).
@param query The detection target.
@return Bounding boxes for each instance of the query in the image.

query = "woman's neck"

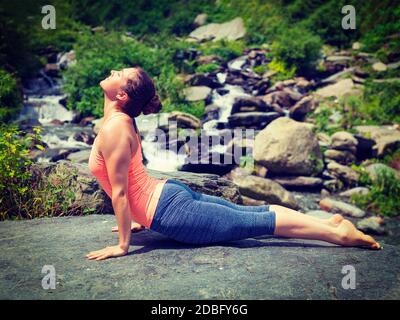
[103,94,124,119]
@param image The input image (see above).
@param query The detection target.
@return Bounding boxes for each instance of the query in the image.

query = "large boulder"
[183,86,212,101]
[193,13,208,27]
[188,17,246,42]
[253,117,323,176]
[315,79,360,99]
[29,160,242,216]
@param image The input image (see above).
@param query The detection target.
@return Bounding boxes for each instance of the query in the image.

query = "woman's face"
[100,67,136,101]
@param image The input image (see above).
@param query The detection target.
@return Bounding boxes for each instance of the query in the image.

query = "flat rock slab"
[0,215,399,300]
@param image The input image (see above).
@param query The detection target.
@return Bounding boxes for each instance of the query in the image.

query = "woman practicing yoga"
[87,66,381,261]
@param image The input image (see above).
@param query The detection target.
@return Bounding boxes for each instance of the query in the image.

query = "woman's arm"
[86,120,133,261]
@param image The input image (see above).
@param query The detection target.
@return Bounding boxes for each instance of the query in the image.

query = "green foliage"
[358,1,400,54]
[0,69,22,122]
[163,100,206,120]
[0,124,35,194]
[199,39,246,62]
[292,0,360,48]
[270,27,322,75]
[210,0,287,45]
[239,154,255,173]
[363,80,400,124]
[311,79,400,135]
[350,163,372,186]
[71,0,218,38]
[63,31,182,117]
[0,0,82,78]
[284,0,398,51]
[382,148,400,168]
[351,166,400,216]
[339,80,400,126]
[267,58,297,82]
[0,124,38,219]
[195,63,220,74]
[252,64,269,75]
[308,153,325,176]
[0,124,99,220]
[309,103,344,135]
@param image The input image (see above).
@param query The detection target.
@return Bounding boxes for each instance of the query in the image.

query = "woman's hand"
[86,245,128,261]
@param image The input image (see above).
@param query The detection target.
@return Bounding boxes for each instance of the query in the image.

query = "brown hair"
[120,66,163,118]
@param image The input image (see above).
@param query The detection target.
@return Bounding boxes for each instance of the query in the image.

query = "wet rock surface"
[0,214,399,300]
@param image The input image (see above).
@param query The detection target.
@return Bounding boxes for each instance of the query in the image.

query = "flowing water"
[16,64,253,172]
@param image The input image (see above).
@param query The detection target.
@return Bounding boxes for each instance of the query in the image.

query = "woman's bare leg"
[270,205,381,249]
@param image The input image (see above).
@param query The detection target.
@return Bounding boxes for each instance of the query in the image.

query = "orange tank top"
[88,112,168,228]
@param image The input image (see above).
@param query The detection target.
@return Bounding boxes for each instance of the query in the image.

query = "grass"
[351,166,400,216]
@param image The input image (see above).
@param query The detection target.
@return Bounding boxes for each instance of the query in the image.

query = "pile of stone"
[321,131,361,190]
[324,131,358,165]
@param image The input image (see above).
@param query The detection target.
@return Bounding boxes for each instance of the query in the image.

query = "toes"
[333,214,344,223]
[330,214,344,226]
[360,233,380,249]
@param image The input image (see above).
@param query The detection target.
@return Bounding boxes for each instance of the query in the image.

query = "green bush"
[0,0,81,78]
[358,1,400,54]
[0,124,99,220]
[339,80,400,126]
[0,124,38,219]
[363,80,400,124]
[208,0,288,46]
[267,58,297,82]
[163,100,206,120]
[309,102,344,135]
[252,64,269,75]
[351,166,400,216]
[270,27,322,75]
[199,39,246,62]
[70,0,217,38]
[63,32,182,117]
[292,0,361,48]
[0,69,22,122]
[195,63,220,74]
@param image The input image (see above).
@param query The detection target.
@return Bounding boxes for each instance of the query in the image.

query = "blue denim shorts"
[149,179,276,244]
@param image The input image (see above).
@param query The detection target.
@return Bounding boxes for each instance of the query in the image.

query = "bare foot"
[328,214,344,227]
[112,221,146,233]
[337,219,381,250]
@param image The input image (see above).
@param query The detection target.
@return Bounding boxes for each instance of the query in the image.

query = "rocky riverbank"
[8,14,399,258]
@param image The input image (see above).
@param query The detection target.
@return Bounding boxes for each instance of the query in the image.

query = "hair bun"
[142,94,162,115]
